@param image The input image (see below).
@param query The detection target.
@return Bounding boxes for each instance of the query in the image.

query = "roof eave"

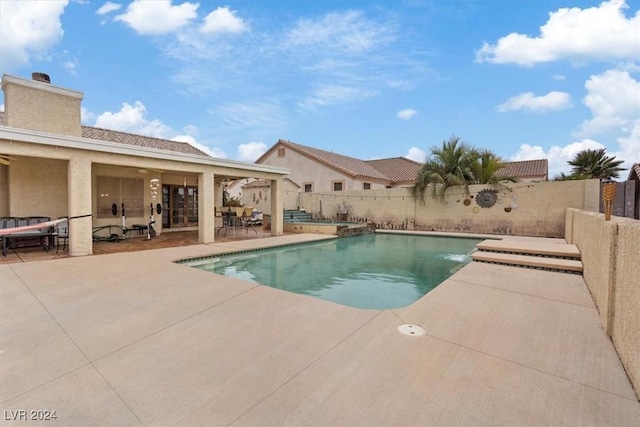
[0,125,290,176]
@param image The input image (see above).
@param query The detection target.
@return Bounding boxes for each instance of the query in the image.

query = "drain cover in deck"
[398,324,425,336]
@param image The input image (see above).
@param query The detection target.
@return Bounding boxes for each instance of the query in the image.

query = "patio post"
[67,155,93,256]
[199,170,216,243]
[270,176,284,236]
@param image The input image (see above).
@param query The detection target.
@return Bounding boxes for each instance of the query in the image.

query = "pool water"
[182,234,482,309]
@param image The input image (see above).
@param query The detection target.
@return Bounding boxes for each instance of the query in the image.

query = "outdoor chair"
[55,216,69,253]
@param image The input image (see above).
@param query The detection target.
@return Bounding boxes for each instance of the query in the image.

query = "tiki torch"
[601,180,616,221]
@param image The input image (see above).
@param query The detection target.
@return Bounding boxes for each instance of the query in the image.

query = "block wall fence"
[566,208,640,400]
[298,179,600,238]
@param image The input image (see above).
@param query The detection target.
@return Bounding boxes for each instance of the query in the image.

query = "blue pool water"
[181,233,482,309]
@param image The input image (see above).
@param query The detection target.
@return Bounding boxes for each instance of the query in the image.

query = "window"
[97,176,144,218]
[363,182,371,190]
[304,183,313,192]
[332,181,343,191]
[277,148,286,157]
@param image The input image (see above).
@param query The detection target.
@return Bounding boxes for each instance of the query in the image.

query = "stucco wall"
[614,219,640,397]
[3,76,82,137]
[300,179,600,237]
[0,164,8,216]
[566,209,640,400]
[570,210,617,328]
[8,156,68,218]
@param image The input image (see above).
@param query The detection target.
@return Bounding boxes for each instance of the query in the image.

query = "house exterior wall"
[299,179,600,237]
[0,164,8,216]
[2,75,82,137]
[565,209,640,400]
[259,147,388,191]
[8,156,68,218]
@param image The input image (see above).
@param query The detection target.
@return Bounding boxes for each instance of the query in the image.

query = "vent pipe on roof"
[32,72,51,84]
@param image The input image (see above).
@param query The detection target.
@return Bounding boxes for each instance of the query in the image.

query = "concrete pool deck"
[1,233,639,426]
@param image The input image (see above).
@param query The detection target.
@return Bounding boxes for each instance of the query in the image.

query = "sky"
[1,0,639,179]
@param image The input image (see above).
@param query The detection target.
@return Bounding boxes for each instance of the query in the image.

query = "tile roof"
[629,163,640,181]
[263,140,391,181]
[496,159,548,179]
[0,112,209,157]
[365,157,423,183]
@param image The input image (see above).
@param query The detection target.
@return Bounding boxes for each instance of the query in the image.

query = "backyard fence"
[298,179,600,238]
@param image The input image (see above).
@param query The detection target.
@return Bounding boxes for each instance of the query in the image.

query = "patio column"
[198,170,215,244]
[270,176,284,236]
[67,155,92,256]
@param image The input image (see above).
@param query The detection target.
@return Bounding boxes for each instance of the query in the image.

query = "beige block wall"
[567,209,640,400]
[571,210,617,329]
[243,180,299,214]
[612,219,640,398]
[300,179,599,237]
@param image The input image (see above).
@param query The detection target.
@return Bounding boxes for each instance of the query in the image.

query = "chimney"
[1,73,83,137]
[31,72,51,84]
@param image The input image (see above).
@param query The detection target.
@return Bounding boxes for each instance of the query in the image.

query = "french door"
[162,185,198,228]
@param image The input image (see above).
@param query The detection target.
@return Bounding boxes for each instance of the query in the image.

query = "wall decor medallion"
[476,189,499,208]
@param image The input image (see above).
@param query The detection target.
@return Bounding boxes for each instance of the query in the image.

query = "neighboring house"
[496,159,548,182]
[243,178,300,213]
[0,73,289,256]
[255,139,423,192]
[254,140,548,201]
[626,163,639,219]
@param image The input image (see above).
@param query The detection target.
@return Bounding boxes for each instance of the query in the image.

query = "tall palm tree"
[412,136,517,201]
[470,149,517,185]
[567,148,626,180]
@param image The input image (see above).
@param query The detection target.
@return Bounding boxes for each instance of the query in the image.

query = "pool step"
[284,210,312,223]
[472,240,583,274]
[476,240,581,259]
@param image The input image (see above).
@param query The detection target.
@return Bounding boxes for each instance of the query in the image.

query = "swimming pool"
[180,233,482,309]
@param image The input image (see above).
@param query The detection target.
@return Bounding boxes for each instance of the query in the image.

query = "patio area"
[1,233,639,426]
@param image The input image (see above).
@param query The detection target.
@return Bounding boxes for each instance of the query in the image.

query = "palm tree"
[470,149,517,185]
[567,148,626,180]
[411,136,513,201]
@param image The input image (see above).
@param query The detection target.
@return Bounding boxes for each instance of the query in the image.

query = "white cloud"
[0,0,67,71]
[95,101,173,138]
[114,0,198,35]
[397,109,417,120]
[284,10,393,54]
[613,118,640,171]
[552,74,566,81]
[405,147,426,163]
[510,140,607,178]
[200,6,247,35]
[497,91,572,113]
[80,106,96,123]
[299,85,377,110]
[96,2,121,15]
[576,69,640,136]
[237,141,267,162]
[172,134,226,158]
[211,101,288,136]
[476,0,640,66]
